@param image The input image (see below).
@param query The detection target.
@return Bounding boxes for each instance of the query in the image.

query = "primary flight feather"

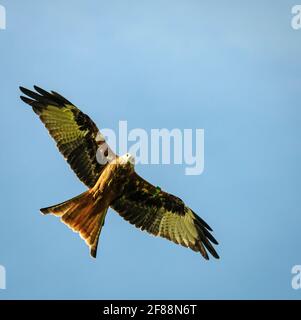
[20,86,219,260]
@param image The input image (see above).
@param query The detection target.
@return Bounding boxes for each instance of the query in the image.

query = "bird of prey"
[20,86,219,260]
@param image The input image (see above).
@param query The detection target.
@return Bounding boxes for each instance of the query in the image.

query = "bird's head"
[120,153,135,167]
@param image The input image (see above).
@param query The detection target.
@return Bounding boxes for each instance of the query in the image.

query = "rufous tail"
[40,190,108,258]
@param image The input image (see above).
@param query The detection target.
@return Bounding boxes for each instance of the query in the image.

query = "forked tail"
[41,190,108,258]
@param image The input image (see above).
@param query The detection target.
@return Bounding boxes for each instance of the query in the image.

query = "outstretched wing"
[20,86,115,188]
[111,172,219,260]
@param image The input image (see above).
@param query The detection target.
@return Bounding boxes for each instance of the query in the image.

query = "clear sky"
[0,0,300,299]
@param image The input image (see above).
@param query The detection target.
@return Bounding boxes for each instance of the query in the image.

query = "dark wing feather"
[20,86,115,188]
[111,172,219,260]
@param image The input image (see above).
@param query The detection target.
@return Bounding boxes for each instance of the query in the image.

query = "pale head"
[120,153,135,166]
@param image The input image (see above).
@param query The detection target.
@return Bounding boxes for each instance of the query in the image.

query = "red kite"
[20,86,219,260]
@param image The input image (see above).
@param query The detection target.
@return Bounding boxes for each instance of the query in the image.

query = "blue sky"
[0,0,301,299]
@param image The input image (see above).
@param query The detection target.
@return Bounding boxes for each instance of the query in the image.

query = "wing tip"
[203,253,210,260]
[19,85,71,107]
[20,95,33,104]
[40,207,51,215]
[90,247,97,259]
[199,246,220,260]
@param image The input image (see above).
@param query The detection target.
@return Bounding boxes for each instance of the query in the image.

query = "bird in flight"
[20,86,219,260]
